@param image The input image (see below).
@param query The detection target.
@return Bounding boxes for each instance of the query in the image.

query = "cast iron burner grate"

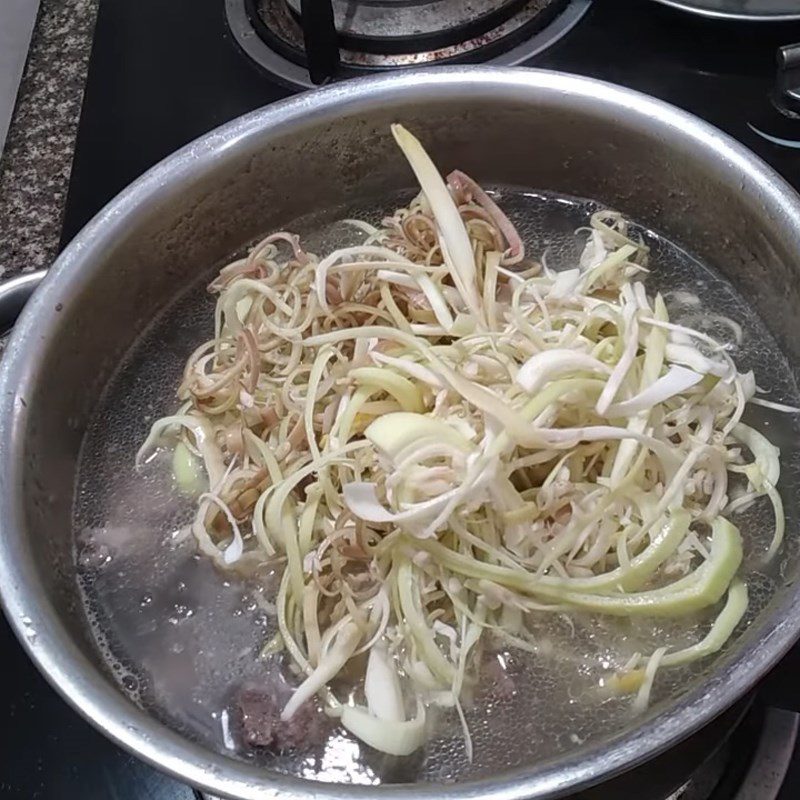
[224,0,591,89]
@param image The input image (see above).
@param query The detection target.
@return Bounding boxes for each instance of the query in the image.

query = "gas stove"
[224,0,591,87]
[5,0,800,797]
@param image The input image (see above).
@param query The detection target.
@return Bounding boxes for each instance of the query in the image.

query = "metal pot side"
[1,67,800,800]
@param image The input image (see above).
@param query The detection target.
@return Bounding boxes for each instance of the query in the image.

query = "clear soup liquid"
[73,190,800,784]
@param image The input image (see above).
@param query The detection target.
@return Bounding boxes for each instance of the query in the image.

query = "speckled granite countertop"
[0,0,98,279]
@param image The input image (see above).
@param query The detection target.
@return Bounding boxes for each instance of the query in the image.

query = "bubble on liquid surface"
[73,188,800,784]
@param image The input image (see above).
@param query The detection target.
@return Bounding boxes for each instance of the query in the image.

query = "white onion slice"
[606,366,703,417]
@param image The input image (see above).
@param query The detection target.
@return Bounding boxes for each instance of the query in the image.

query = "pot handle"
[0,269,47,335]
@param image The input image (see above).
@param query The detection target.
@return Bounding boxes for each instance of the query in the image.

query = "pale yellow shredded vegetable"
[137,124,788,758]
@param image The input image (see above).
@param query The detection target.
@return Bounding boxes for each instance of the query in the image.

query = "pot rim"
[2,65,800,800]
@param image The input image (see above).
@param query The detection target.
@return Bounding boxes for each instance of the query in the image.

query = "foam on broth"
[73,189,800,784]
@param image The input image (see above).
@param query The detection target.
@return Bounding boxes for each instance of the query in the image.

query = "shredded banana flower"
[138,124,788,758]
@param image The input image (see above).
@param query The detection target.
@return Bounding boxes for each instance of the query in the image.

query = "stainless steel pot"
[651,0,800,21]
[2,67,800,800]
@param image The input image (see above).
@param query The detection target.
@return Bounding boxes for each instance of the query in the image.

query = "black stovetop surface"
[5,0,800,797]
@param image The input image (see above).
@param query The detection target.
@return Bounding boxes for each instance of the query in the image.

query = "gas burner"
[283,0,538,51]
[225,0,592,89]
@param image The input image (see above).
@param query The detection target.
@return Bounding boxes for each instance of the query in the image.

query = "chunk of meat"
[236,685,330,751]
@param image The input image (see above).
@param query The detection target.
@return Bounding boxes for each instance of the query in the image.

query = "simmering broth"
[73,189,800,784]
